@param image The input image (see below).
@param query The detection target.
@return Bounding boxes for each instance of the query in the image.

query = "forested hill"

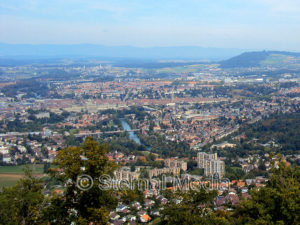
[219,51,300,68]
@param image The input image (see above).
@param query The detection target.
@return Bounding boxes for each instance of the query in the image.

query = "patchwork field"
[0,164,44,189]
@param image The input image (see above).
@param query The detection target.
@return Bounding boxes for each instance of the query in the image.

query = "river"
[120,118,142,145]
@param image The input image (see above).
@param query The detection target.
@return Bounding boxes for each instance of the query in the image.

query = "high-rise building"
[197,152,225,178]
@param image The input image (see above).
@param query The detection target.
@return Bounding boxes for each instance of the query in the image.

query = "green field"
[152,64,211,73]
[0,164,44,189]
[0,164,44,174]
[0,174,23,188]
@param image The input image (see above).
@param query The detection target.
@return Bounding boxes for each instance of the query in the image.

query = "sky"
[1,0,300,51]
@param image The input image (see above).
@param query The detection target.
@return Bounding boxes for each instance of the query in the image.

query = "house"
[131,201,142,210]
[116,205,128,213]
[120,208,130,214]
[144,199,155,208]
[151,210,160,216]
[225,194,240,206]
[137,210,146,217]
[1,153,11,163]
[126,215,136,222]
[156,195,168,205]
[111,219,125,225]
[228,188,237,195]
[245,179,256,185]
[256,177,267,184]
[215,196,226,206]
[240,187,248,193]
[140,214,151,223]
[110,212,120,221]
[241,193,251,200]
[144,189,158,198]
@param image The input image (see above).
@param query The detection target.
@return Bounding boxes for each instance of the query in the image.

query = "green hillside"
[220,51,300,68]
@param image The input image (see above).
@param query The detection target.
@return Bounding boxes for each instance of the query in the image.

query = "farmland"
[0,164,44,188]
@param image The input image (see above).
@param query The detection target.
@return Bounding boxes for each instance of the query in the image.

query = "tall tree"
[0,168,45,225]
[48,137,119,224]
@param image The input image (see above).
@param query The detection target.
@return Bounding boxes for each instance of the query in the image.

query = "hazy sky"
[1,0,300,51]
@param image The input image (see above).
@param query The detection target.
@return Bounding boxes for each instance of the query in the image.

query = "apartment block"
[197,152,225,178]
[164,158,187,171]
[149,167,180,178]
[114,167,140,181]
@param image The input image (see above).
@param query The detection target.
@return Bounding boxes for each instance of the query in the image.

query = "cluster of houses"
[0,130,64,165]
[108,172,270,224]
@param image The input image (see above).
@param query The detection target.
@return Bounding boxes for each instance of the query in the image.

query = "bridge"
[0,131,41,137]
[75,129,140,137]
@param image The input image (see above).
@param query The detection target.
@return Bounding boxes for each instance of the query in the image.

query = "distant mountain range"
[0,43,245,61]
[220,51,300,68]
[1,43,300,68]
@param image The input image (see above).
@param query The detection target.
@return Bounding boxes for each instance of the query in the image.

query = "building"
[197,152,218,168]
[204,159,225,178]
[114,167,139,181]
[210,142,236,150]
[35,112,50,119]
[164,158,187,171]
[149,167,180,178]
[197,152,225,178]
[1,153,12,163]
